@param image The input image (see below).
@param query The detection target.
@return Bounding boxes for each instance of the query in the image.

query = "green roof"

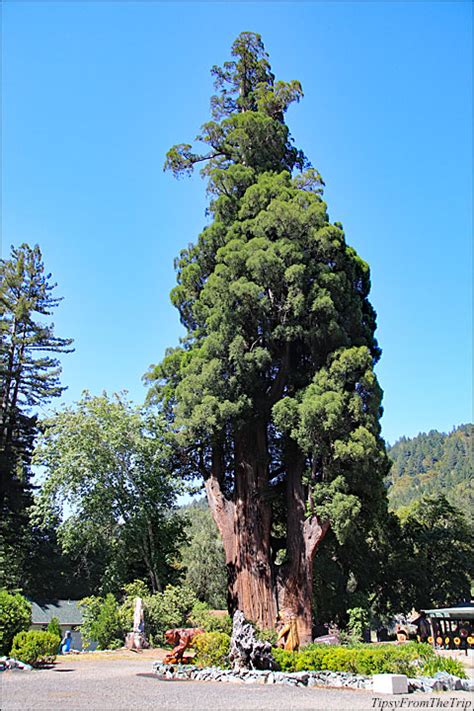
[31,600,83,626]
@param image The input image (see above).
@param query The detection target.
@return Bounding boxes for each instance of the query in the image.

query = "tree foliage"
[387,425,473,522]
[179,499,227,609]
[0,243,73,589]
[313,491,473,625]
[146,32,390,636]
[144,584,199,645]
[21,515,101,601]
[46,616,61,639]
[79,593,124,650]
[33,392,185,593]
[0,589,32,655]
[398,495,474,609]
[312,511,408,625]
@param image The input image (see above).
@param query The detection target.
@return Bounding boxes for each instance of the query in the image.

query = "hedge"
[272,642,466,679]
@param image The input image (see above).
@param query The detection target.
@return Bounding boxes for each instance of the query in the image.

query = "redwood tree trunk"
[205,424,329,645]
[276,449,329,644]
[229,422,277,626]
[277,556,314,645]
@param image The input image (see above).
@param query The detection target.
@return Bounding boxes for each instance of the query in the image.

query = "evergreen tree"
[180,499,227,608]
[387,425,473,522]
[0,243,73,588]
[147,33,390,642]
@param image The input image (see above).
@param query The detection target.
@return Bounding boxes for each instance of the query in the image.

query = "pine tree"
[0,243,73,587]
[147,33,390,643]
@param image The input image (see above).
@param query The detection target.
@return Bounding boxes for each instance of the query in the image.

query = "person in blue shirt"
[59,630,72,654]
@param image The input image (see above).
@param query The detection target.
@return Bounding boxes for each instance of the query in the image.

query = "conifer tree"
[0,243,73,587]
[147,33,390,642]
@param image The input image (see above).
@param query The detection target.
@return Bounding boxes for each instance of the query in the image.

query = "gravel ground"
[1,655,472,711]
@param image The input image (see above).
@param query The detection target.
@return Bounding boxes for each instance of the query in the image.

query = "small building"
[30,600,91,651]
[422,605,474,651]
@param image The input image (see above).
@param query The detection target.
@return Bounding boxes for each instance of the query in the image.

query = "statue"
[125,597,148,651]
[163,627,204,664]
[276,612,300,652]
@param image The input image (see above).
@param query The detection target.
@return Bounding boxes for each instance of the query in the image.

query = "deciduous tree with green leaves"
[146,32,390,643]
[399,496,474,608]
[33,392,185,593]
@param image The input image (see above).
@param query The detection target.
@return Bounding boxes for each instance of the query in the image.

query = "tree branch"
[266,342,290,406]
[205,443,235,561]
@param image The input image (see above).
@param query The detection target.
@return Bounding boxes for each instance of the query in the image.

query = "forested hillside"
[387,425,473,520]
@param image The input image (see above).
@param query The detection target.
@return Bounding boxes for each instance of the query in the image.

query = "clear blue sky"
[2,1,472,444]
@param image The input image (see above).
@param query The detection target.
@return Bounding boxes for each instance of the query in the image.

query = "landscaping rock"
[373,674,408,695]
[0,656,33,672]
[152,661,470,694]
[229,610,277,671]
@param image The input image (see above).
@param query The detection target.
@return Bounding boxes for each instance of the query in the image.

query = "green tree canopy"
[179,498,227,609]
[398,495,474,608]
[387,425,473,523]
[33,392,185,593]
[0,243,73,588]
[146,32,390,641]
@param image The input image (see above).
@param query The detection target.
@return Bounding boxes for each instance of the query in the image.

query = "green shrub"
[272,648,297,672]
[347,647,416,676]
[194,632,230,668]
[189,601,232,635]
[347,607,370,642]
[321,647,359,672]
[47,617,61,639]
[401,641,436,662]
[272,642,456,678]
[253,624,278,646]
[0,590,32,655]
[421,656,467,679]
[294,647,329,672]
[145,585,199,646]
[11,630,60,667]
[79,594,124,650]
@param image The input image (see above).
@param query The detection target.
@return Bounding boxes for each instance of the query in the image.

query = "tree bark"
[205,424,329,644]
[275,448,329,644]
[230,422,277,627]
[206,422,277,628]
[277,514,330,644]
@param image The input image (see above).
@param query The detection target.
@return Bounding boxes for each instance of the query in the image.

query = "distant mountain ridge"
[386,424,473,521]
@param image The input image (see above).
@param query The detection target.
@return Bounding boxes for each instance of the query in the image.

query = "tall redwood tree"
[147,33,389,643]
[0,243,73,587]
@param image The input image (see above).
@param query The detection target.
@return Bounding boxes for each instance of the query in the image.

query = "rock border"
[0,656,33,671]
[152,662,474,694]
[153,663,372,689]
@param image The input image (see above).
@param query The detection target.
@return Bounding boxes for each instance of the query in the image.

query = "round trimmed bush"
[194,631,230,668]
[11,630,60,667]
